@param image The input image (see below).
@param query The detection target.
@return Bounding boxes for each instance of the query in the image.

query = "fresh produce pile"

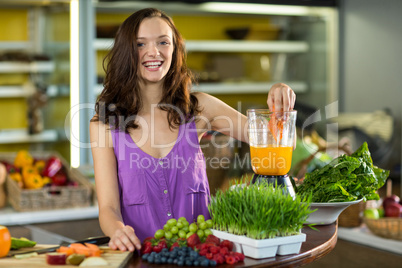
[0,226,38,258]
[208,180,313,239]
[0,226,37,259]
[0,224,110,266]
[47,243,108,266]
[141,215,245,266]
[1,150,73,189]
[296,142,389,202]
[141,235,244,266]
[364,194,402,219]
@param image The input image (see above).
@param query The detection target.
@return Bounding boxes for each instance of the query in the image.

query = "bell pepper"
[34,160,46,174]
[51,170,68,186]
[42,176,52,186]
[0,161,20,174]
[9,172,22,183]
[23,173,43,189]
[22,166,37,179]
[42,156,62,178]
[14,150,34,168]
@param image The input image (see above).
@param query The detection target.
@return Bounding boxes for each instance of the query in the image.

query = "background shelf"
[94,39,309,53]
[0,61,55,73]
[95,81,307,95]
[0,129,59,144]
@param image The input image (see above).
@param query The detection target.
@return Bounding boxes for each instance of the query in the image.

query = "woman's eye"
[137,43,144,47]
[160,41,169,45]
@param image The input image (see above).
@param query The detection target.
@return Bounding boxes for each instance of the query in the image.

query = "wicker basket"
[338,200,366,227]
[364,217,402,240]
[2,151,93,212]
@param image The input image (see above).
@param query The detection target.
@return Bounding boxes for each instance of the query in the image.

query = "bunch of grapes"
[154,215,213,241]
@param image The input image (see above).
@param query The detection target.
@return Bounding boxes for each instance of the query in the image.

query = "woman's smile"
[142,60,164,71]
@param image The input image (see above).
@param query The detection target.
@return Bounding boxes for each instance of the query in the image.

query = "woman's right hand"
[108,225,142,252]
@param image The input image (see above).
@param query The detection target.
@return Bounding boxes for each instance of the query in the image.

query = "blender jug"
[247,109,297,197]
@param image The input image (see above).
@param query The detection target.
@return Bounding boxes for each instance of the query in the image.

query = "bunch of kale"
[296,142,389,202]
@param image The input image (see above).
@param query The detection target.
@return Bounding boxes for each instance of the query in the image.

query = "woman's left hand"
[267,83,296,111]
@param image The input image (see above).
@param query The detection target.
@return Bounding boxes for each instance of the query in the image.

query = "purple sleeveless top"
[111,120,211,242]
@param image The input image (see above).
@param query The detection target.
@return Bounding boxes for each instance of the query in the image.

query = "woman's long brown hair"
[92,8,200,132]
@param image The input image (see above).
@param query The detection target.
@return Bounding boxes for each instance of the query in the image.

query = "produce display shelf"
[0,205,99,226]
[0,61,55,73]
[338,225,402,255]
[0,129,58,144]
[94,38,309,53]
[94,81,307,95]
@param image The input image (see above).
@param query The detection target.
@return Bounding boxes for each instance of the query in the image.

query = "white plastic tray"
[212,229,306,259]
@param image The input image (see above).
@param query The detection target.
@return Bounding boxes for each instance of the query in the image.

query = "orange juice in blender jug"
[247,109,297,197]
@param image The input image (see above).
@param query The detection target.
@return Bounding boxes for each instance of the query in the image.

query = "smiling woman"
[89,7,296,253]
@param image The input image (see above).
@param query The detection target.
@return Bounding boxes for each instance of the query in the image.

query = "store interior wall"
[339,0,402,116]
[339,0,402,183]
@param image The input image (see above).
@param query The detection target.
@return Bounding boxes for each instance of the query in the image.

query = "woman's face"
[136,17,174,85]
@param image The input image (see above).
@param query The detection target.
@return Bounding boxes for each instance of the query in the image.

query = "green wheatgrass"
[208,179,314,239]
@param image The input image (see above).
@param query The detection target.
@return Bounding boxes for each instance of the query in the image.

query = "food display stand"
[126,223,337,268]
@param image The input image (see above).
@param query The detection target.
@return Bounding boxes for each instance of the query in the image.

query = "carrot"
[268,105,284,142]
[84,243,102,257]
[69,243,91,257]
[56,246,75,257]
[67,243,103,257]
[84,243,100,251]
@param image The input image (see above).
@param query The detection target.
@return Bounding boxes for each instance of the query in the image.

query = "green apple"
[363,208,379,219]
[378,207,385,218]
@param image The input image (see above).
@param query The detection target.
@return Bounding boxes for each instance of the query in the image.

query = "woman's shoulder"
[89,115,112,133]
[89,115,115,148]
[193,91,211,102]
[193,92,231,117]
[193,92,222,110]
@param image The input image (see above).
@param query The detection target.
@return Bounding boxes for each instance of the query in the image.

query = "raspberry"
[212,253,225,264]
[209,246,220,254]
[219,247,229,256]
[225,255,236,265]
[205,252,214,260]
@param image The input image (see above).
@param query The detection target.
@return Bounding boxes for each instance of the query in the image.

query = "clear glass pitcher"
[247,109,297,176]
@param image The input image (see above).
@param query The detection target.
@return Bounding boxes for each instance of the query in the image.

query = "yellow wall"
[0,10,29,131]
[0,9,28,41]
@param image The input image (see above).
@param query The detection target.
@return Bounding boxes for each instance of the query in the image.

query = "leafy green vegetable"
[296,142,388,202]
[208,178,314,239]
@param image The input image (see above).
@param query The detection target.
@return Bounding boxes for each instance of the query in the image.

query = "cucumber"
[11,237,37,250]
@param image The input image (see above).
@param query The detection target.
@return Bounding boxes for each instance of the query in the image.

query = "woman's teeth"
[144,61,162,69]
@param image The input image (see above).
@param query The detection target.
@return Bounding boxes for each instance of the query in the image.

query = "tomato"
[0,225,11,258]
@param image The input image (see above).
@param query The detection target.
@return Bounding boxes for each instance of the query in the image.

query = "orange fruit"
[0,225,11,258]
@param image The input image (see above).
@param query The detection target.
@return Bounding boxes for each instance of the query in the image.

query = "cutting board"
[0,244,133,268]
